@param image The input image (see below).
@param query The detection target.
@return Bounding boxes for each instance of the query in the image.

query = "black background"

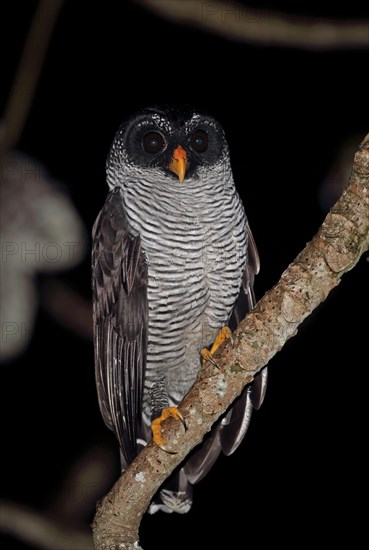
[1,2,368,548]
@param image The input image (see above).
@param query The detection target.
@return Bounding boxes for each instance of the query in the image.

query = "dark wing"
[221,223,267,454]
[92,187,148,467]
[184,224,267,483]
[230,223,260,320]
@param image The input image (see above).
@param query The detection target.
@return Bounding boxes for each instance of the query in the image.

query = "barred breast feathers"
[121,167,247,383]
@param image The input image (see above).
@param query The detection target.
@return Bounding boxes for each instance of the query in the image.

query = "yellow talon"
[201,326,233,366]
[151,407,185,448]
[210,326,233,354]
[200,348,215,364]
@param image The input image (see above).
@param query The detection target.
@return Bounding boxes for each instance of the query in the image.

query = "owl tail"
[148,468,193,514]
[147,424,223,514]
[147,370,268,514]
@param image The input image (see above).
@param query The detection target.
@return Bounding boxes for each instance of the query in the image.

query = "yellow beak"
[168,145,187,183]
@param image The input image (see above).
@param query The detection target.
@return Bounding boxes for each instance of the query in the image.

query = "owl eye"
[190,129,208,153]
[142,132,166,154]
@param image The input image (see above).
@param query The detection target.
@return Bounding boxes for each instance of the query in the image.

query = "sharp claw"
[208,356,220,369]
[201,349,220,369]
[176,409,187,432]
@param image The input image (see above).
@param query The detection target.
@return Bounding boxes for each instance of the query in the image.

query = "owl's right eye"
[142,132,166,154]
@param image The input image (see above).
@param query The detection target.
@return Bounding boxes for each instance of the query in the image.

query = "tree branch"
[0,500,93,550]
[0,0,64,156]
[92,134,369,549]
[134,0,369,50]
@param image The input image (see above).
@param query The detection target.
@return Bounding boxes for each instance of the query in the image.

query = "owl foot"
[151,407,187,452]
[201,326,233,367]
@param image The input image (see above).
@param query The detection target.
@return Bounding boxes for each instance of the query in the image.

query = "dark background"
[1,1,368,548]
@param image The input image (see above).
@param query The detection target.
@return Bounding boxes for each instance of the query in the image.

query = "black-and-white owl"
[92,106,267,513]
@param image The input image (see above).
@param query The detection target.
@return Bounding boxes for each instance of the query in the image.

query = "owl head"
[106,106,230,190]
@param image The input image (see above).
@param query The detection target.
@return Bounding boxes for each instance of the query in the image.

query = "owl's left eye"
[142,132,166,154]
[190,129,208,153]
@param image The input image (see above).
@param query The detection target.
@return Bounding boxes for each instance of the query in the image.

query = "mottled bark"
[92,134,369,550]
